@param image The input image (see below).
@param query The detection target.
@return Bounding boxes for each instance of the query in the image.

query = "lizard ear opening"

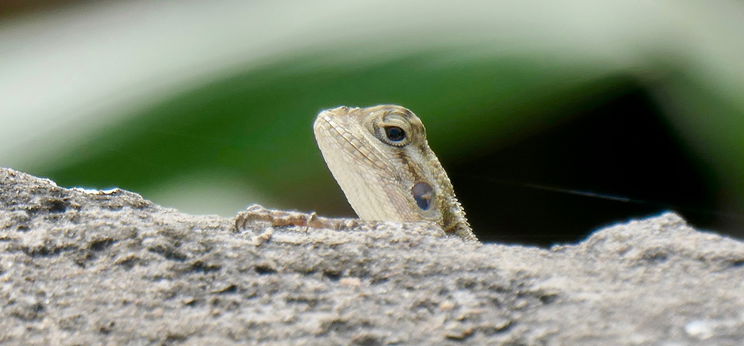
[412,182,435,210]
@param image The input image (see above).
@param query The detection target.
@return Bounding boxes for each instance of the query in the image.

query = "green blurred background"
[2,0,743,244]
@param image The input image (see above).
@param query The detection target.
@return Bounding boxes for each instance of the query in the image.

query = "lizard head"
[314,105,475,240]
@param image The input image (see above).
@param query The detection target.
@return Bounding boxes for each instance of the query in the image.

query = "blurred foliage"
[2,0,744,243]
[32,50,617,215]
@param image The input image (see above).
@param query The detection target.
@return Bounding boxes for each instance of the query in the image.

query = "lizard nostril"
[412,182,434,210]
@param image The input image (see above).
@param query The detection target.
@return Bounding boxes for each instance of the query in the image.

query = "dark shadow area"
[450,81,728,246]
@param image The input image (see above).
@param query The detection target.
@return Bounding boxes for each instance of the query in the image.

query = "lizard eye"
[412,182,434,210]
[374,114,413,146]
[384,126,406,142]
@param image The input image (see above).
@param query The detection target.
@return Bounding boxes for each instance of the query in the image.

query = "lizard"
[234,105,478,242]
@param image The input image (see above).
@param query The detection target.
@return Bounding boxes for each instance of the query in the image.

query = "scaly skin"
[313,105,476,241]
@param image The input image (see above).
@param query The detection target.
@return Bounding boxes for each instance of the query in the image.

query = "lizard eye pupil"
[384,126,406,142]
[412,182,434,210]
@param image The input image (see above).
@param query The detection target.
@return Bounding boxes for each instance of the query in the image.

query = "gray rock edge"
[1,167,743,345]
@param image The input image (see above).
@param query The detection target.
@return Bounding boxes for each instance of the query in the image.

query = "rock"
[1,167,743,344]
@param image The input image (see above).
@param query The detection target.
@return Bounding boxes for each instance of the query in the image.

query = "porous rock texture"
[1,167,743,345]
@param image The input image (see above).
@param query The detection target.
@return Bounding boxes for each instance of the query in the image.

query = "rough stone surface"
[1,167,743,345]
